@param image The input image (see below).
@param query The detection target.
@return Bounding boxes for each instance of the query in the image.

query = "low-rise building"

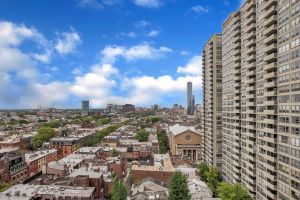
[168,124,202,162]
[0,155,28,184]
[25,149,58,177]
[0,184,96,200]
[49,137,79,159]
[131,153,175,184]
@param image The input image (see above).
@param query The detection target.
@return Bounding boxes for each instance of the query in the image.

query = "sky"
[0,0,241,109]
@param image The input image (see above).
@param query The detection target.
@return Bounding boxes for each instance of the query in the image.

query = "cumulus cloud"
[147,30,160,37]
[177,55,202,75]
[134,20,151,28]
[191,5,209,13]
[55,29,82,55]
[133,0,162,8]
[77,0,120,10]
[101,43,172,64]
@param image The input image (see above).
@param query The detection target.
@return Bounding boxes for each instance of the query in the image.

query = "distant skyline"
[0,0,240,109]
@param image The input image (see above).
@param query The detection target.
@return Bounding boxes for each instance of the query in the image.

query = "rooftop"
[25,149,57,163]
[169,124,197,136]
[1,184,95,198]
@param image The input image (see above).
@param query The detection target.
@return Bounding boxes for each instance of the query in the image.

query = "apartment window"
[292,116,300,124]
[279,43,290,54]
[292,138,300,146]
[279,23,290,34]
[291,38,300,48]
[278,95,290,103]
[291,60,300,71]
[278,53,290,64]
[279,115,290,123]
[291,94,300,102]
[291,148,300,158]
[279,64,290,74]
[292,83,300,91]
[291,27,300,38]
[279,85,290,93]
[291,72,300,82]
[292,127,300,135]
[291,105,300,113]
[291,16,300,28]
[278,74,290,83]
[291,5,300,16]
[279,105,290,113]
[291,158,300,168]
[279,126,290,134]
[291,49,300,59]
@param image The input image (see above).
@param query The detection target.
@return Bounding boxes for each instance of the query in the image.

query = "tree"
[32,126,56,150]
[112,148,120,157]
[198,162,209,181]
[217,182,251,200]
[111,180,127,200]
[168,171,191,200]
[206,167,221,196]
[157,130,169,153]
[134,129,150,142]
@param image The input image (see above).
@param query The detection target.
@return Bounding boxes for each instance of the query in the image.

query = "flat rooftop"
[132,153,175,172]
[1,184,95,198]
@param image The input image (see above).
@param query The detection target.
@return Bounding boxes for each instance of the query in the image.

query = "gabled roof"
[169,124,197,136]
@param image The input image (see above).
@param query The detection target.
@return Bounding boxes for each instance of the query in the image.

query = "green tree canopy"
[32,126,56,150]
[198,162,209,181]
[206,167,221,196]
[157,130,169,154]
[134,129,150,142]
[217,182,251,200]
[168,171,191,200]
[111,180,127,200]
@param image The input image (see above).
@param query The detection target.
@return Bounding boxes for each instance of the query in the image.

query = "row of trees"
[198,162,251,200]
[157,130,169,153]
[87,120,130,146]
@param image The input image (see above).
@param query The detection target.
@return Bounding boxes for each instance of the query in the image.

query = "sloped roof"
[169,124,197,136]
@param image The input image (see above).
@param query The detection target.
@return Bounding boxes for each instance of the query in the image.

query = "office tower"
[82,100,89,113]
[277,0,300,199]
[187,82,194,115]
[202,34,222,170]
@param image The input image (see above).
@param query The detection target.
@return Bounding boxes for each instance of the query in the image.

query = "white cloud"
[134,20,151,28]
[191,5,209,13]
[72,67,82,75]
[70,64,118,100]
[133,0,162,8]
[118,31,138,38]
[77,0,120,9]
[180,50,190,55]
[101,43,172,63]
[177,55,202,75]
[55,30,82,55]
[147,30,160,37]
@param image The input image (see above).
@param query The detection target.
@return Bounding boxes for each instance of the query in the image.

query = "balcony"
[263,0,277,11]
[264,24,277,37]
[265,5,277,19]
[265,62,276,70]
[264,43,277,54]
[245,24,256,33]
[246,46,256,55]
[264,53,277,62]
[265,33,277,45]
[265,71,277,79]
[265,81,276,88]
[264,15,277,27]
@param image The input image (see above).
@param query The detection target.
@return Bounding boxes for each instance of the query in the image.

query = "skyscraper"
[202,34,223,171]
[187,82,194,115]
[82,100,89,113]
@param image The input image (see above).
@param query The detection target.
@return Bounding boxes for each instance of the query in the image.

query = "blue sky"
[0,0,240,109]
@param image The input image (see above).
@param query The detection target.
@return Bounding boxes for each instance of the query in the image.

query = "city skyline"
[0,0,241,109]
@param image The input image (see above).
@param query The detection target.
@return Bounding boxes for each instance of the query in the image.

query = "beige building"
[168,124,202,162]
[220,0,300,199]
[202,34,223,170]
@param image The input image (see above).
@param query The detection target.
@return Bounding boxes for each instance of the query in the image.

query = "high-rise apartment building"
[187,82,195,115]
[277,0,300,199]
[82,100,89,113]
[202,34,223,170]
[220,0,300,199]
